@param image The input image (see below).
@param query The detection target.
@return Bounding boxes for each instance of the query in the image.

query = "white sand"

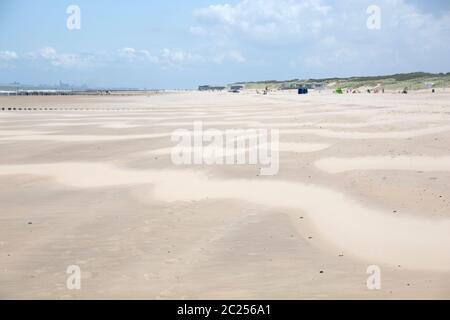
[0,161,448,271]
[281,125,450,139]
[1,91,450,299]
[0,130,55,136]
[0,133,170,142]
[316,156,450,173]
[148,142,330,156]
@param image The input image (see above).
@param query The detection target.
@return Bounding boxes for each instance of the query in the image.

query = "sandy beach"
[1,90,450,299]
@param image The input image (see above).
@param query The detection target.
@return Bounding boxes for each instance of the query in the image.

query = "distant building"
[298,82,324,90]
[198,85,226,92]
[229,85,244,93]
[280,83,297,90]
[230,85,244,91]
[313,83,325,90]
[198,85,211,91]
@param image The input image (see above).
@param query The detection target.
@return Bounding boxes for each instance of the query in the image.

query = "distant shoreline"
[0,89,181,97]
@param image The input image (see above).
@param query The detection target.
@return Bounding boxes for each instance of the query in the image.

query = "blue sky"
[1,0,450,89]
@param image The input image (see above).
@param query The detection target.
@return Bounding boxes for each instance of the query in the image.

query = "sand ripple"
[0,162,449,272]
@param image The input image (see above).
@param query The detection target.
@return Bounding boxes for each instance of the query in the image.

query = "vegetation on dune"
[230,72,450,91]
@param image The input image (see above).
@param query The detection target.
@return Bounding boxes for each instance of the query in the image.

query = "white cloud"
[39,47,58,60]
[117,47,248,67]
[118,47,137,60]
[140,50,160,64]
[118,47,160,64]
[117,47,246,67]
[0,50,18,61]
[15,46,202,70]
[192,0,450,73]
[117,47,198,67]
[52,54,90,68]
[193,0,332,44]
[24,47,98,68]
[161,48,195,65]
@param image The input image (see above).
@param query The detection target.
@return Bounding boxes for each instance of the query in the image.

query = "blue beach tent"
[298,87,308,94]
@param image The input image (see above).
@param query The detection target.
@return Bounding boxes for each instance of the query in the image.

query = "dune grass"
[230,72,450,91]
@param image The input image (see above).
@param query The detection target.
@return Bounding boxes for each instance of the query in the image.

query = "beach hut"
[229,85,244,93]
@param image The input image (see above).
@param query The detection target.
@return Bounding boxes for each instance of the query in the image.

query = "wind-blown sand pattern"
[1,92,450,299]
[0,133,170,142]
[0,162,449,272]
[281,126,450,140]
[0,130,55,136]
[316,156,450,174]
[148,142,330,157]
